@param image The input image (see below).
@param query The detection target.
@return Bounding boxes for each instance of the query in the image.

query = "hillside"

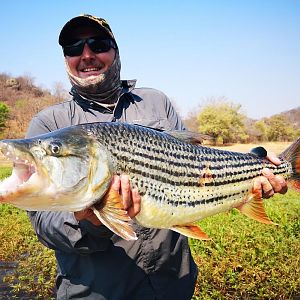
[280,107,300,128]
[0,73,67,138]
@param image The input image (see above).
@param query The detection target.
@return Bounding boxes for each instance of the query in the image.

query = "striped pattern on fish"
[0,122,299,240]
[85,123,294,231]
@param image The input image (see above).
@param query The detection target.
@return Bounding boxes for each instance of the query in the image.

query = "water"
[0,260,17,299]
[0,260,38,300]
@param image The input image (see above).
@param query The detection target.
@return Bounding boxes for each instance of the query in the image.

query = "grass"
[191,191,300,299]
[0,156,299,299]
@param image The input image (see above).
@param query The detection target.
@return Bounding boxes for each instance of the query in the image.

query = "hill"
[280,107,300,128]
[0,73,67,138]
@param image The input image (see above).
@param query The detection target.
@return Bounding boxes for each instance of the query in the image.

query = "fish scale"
[82,122,293,229]
[0,121,299,240]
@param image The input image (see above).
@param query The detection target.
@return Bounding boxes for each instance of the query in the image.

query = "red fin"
[92,189,137,241]
[289,180,300,192]
[236,193,275,225]
[199,166,214,187]
[171,224,211,240]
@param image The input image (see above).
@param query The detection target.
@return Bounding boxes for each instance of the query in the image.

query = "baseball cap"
[59,14,116,46]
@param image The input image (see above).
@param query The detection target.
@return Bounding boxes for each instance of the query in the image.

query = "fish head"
[0,126,114,211]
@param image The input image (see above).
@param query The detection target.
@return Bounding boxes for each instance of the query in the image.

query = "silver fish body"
[0,122,299,240]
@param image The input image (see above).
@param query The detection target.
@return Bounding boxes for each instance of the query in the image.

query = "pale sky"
[1,0,299,119]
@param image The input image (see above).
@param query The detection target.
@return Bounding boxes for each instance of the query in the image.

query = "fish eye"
[49,142,62,155]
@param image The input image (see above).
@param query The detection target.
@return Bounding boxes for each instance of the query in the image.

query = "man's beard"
[66,51,122,104]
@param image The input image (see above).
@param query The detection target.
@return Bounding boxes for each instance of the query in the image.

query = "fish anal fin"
[289,180,300,192]
[171,224,211,240]
[236,193,276,225]
[92,189,137,241]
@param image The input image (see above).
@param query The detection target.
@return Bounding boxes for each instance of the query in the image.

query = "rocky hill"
[0,73,66,138]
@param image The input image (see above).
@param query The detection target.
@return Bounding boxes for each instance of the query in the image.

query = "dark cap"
[59,14,115,46]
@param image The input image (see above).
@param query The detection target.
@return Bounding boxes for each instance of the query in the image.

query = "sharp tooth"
[25,160,29,164]
[6,151,10,156]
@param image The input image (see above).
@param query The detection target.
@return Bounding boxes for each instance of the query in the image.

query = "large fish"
[0,122,299,240]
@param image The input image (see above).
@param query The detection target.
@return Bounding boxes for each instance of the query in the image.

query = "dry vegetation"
[0,73,67,138]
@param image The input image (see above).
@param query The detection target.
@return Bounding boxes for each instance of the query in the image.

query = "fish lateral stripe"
[1,121,300,241]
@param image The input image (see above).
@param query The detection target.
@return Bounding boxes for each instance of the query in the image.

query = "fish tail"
[280,137,300,191]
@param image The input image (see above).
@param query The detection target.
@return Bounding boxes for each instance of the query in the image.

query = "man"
[26,14,287,300]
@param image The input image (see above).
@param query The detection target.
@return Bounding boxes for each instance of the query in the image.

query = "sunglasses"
[63,37,117,57]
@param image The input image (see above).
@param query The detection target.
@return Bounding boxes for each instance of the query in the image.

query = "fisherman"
[26,14,287,300]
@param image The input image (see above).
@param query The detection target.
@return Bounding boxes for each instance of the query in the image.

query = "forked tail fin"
[280,137,300,191]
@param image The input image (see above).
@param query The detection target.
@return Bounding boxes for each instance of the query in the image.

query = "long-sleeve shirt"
[26,80,198,300]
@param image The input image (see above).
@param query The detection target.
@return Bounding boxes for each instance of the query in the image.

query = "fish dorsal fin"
[132,123,212,145]
[165,130,213,145]
[171,224,211,240]
[92,189,137,241]
[236,193,276,225]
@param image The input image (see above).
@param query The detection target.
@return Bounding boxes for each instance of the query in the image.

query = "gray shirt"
[26,81,198,300]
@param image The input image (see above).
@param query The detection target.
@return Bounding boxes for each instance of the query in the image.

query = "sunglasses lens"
[88,39,115,53]
[63,38,115,57]
[63,40,84,57]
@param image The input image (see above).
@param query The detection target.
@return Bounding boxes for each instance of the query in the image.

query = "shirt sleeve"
[163,95,186,131]
[26,115,113,254]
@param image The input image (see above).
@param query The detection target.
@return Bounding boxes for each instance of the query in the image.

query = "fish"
[0,122,299,241]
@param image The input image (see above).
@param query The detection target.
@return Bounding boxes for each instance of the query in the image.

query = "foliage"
[254,116,295,142]
[0,102,9,130]
[265,115,295,141]
[197,101,248,144]
[0,72,66,138]
[253,120,268,142]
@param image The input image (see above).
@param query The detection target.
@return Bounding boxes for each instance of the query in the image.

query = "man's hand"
[74,175,141,226]
[253,151,288,199]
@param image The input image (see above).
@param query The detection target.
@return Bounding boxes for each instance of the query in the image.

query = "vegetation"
[0,166,299,299]
[183,98,300,145]
[0,72,67,138]
[197,101,248,144]
[0,102,9,131]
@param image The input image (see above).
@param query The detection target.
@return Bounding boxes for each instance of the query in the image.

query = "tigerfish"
[0,122,299,241]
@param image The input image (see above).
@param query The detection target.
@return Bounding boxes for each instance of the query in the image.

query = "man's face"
[64,26,116,79]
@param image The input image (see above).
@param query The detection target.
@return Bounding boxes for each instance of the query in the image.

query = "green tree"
[197,101,248,144]
[265,115,294,141]
[0,102,9,130]
[254,120,269,141]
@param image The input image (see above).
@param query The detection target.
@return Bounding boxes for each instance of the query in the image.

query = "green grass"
[191,191,300,299]
[0,167,299,299]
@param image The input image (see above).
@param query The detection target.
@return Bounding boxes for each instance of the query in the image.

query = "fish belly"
[135,180,253,228]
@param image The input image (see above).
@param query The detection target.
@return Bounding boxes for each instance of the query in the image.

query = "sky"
[1,0,299,120]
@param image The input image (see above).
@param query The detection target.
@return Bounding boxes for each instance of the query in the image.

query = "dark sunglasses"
[63,37,117,57]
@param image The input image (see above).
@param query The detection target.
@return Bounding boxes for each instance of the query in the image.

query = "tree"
[254,120,268,141]
[0,102,9,129]
[265,115,294,141]
[197,101,248,144]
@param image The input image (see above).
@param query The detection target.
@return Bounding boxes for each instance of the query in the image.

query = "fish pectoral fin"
[170,224,211,240]
[236,193,276,225]
[91,189,137,241]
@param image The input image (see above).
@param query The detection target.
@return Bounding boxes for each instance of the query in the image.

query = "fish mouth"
[0,141,43,201]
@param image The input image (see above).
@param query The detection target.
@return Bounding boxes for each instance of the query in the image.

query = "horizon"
[1,1,299,119]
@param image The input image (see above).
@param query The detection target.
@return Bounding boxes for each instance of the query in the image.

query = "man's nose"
[81,43,95,59]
